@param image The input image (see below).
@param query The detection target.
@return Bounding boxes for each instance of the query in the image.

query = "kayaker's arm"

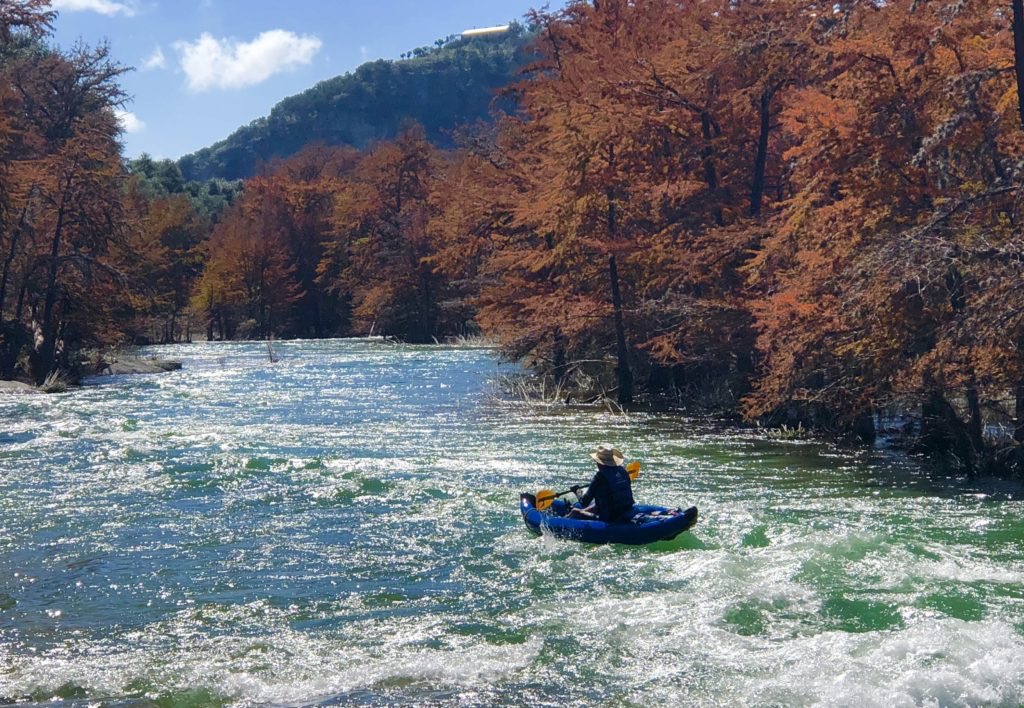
[577,474,599,508]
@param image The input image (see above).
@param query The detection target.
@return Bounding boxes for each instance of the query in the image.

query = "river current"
[2,340,1024,706]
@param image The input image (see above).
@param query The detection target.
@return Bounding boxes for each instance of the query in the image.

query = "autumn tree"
[191,189,303,340]
[1014,0,1024,128]
[120,184,206,343]
[614,0,837,406]
[24,47,129,382]
[0,0,54,378]
[474,1,814,404]
[479,1,681,404]
[326,124,458,343]
[744,0,1024,461]
[267,144,357,338]
[0,1,133,383]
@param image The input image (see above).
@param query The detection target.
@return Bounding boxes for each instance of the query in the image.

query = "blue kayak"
[519,493,698,545]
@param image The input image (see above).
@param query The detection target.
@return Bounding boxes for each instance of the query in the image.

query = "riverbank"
[0,353,182,395]
[0,380,37,395]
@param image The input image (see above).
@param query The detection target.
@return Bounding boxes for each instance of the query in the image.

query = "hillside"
[177,24,532,181]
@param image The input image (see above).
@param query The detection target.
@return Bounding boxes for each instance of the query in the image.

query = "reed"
[39,369,72,394]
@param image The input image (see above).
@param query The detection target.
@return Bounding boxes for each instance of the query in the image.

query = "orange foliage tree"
[266,144,356,338]
[190,144,356,340]
[475,0,819,404]
[191,186,303,340]
[745,0,1024,458]
[478,1,682,404]
[120,185,207,343]
[420,122,523,340]
[0,14,132,382]
[326,124,454,343]
[617,0,821,396]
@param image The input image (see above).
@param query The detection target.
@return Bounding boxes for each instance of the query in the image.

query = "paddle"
[534,461,641,511]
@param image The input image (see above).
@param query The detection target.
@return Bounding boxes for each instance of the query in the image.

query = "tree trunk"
[750,87,772,217]
[608,254,633,405]
[919,384,975,470]
[700,111,725,227]
[14,280,27,323]
[850,408,876,445]
[1015,379,1024,444]
[0,198,32,319]
[965,381,984,454]
[1013,0,1024,129]
[0,235,17,320]
[552,328,569,388]
[604,141,633,405]
[1015,334,1024,445]
[34,191,69,384]
[418,268,434,343]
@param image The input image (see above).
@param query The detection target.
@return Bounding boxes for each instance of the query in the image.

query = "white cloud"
[141,46,166,71]
[52,0,137,17]
[115,109,145,134]
[173,30,322,92]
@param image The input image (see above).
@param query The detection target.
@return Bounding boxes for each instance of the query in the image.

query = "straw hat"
[590,443,625,467]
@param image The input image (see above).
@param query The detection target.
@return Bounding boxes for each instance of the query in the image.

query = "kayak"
[519,493,698,545]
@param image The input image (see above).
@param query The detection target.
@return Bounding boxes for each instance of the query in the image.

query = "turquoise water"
[2,339,1024,706]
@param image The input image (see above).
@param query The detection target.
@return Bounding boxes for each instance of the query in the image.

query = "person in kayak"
[568,443,636,522]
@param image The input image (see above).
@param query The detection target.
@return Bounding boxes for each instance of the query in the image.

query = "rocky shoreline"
[0,380,38,395]
[0,355,182,395]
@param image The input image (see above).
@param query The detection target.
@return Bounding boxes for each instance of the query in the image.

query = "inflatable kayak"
[519,493,698,545]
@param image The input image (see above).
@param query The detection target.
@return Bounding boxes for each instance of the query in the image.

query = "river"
[2,340,1024,706]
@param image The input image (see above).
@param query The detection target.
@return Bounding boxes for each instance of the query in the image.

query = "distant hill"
[177,24,532,182]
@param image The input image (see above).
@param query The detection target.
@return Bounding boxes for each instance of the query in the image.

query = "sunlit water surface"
[2,340,1024,707]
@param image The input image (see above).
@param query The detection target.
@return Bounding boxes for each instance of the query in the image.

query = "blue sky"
[50,0,563,161]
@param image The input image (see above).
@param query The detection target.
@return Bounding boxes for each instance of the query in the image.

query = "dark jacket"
[578,464,635,522]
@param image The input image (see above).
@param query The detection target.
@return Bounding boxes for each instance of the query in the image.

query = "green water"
[2,340,1024,706]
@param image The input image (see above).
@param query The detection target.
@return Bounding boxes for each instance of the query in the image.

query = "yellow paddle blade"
[535,489,557,510]
[626,460,641,480]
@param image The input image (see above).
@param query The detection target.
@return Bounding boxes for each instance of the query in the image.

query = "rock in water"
[0,380,38,395]
[101,357,182,375]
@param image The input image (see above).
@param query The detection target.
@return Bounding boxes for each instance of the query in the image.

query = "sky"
[49,0,563,161]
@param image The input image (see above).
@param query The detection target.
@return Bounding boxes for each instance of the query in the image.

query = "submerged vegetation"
[3,0,1024,473]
